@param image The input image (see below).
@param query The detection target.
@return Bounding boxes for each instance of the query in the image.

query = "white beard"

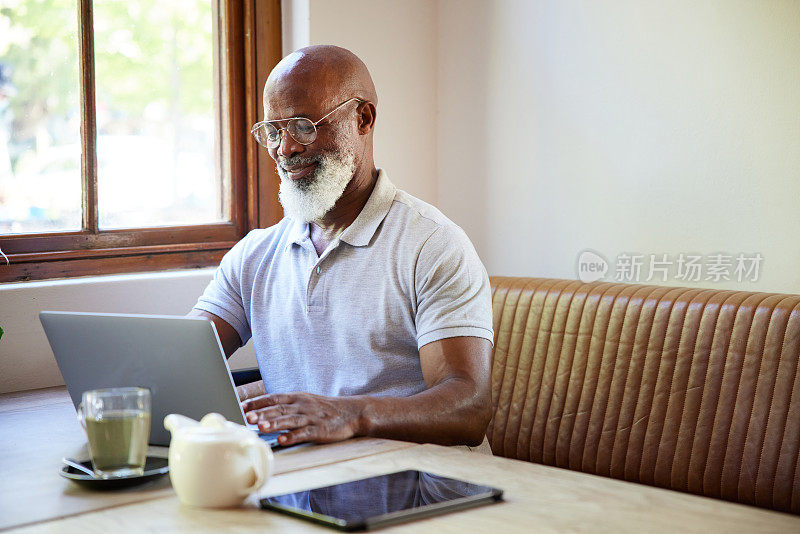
[277,151,356,222]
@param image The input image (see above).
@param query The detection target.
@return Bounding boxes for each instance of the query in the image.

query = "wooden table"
[2,388,798,533]
[0,387,414,531]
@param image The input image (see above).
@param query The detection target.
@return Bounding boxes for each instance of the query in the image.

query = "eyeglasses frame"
[250,97,367,148]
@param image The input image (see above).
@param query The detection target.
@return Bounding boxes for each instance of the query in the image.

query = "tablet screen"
[260,470,503,531]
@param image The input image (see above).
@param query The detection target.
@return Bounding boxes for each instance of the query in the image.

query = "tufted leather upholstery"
[487,277,800,514]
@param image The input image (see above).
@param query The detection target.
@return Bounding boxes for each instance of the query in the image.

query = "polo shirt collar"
[339,169,396,247]
[284,169,396,250]
[285,217,310,250]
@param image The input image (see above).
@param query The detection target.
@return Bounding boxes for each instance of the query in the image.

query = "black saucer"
[60,456,169,489]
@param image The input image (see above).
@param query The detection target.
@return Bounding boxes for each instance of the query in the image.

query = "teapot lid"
[165,412,252,440]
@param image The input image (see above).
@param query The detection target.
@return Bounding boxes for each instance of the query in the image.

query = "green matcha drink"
[85,410,150,476]
[79,387,151,478]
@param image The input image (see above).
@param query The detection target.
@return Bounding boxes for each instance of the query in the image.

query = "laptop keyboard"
[256,429,288,449]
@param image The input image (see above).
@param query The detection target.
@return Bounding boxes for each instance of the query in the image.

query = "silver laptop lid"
[39,311,247,446]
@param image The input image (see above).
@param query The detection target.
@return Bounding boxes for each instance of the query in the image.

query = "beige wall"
[435,1,493,263]
[306,0,800,292]
[437,0,800,293]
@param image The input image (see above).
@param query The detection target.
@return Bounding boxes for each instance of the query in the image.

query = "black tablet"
[259,470,503,531]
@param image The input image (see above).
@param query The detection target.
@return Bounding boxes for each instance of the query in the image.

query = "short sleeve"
[414,224,494,349]
[194,237,252,345]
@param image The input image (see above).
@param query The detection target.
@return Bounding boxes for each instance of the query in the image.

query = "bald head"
[264,45,377,115]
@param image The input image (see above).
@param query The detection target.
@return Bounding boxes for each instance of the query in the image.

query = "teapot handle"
[240,437,273,496]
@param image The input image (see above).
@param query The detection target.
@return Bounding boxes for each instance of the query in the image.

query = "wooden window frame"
[0,0,283,283]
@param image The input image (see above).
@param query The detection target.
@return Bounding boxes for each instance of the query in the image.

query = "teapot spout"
[164,413,199,433]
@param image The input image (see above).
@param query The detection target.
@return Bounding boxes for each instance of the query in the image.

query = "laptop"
[39,311,282,447]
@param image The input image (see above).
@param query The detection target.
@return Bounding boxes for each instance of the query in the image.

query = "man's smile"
[282,161,317,181]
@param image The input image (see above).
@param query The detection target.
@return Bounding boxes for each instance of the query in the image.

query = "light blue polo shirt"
[194,170,493,398]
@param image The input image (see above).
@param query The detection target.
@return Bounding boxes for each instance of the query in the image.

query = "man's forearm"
[354,378,492,446]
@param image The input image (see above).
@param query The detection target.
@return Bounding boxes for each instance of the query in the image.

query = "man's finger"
[242,393,293,412]
[279,425,317,446]
[246,403,300,423]
[258,414,311,432]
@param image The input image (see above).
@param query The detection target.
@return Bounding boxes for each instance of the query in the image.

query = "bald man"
[190,46,494,450]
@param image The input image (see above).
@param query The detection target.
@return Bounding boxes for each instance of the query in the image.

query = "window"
[0,0,282,282]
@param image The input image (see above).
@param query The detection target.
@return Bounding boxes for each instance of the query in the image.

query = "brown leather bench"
[487,276,800,514]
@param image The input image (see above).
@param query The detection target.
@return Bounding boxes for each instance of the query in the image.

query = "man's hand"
[242,392,365,446]
[239,337,491,447]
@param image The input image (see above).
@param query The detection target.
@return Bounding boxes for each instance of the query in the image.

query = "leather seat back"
[487,277,800,514]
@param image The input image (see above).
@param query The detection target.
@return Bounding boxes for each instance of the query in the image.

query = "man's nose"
[276,129,305,158]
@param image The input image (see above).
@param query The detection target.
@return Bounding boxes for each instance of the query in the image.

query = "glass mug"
[77,387,151,478]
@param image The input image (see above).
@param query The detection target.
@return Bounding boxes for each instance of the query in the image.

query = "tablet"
[259,470,503,531]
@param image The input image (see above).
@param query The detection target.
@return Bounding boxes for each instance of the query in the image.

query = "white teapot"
[164,412,273,508]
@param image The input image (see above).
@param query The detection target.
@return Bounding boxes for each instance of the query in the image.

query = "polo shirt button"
[316,266,321,274]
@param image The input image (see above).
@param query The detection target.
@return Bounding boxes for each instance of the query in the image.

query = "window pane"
[0,0,82,234]
[93,0,223,229]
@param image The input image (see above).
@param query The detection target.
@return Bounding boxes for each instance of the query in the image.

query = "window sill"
[1,246,231,283]
[0,266,218,289]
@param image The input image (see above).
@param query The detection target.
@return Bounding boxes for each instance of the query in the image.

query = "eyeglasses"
[251,97,365,149]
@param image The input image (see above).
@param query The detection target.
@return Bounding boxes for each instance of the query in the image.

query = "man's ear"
[357,101,376,134]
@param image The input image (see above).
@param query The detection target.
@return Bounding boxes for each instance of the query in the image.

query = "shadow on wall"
[436,0,493,262]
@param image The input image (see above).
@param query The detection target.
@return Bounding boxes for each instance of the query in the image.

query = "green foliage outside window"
[1,0,212,159]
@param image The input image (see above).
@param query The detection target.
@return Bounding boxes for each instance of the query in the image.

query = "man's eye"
[294,121,315,134]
